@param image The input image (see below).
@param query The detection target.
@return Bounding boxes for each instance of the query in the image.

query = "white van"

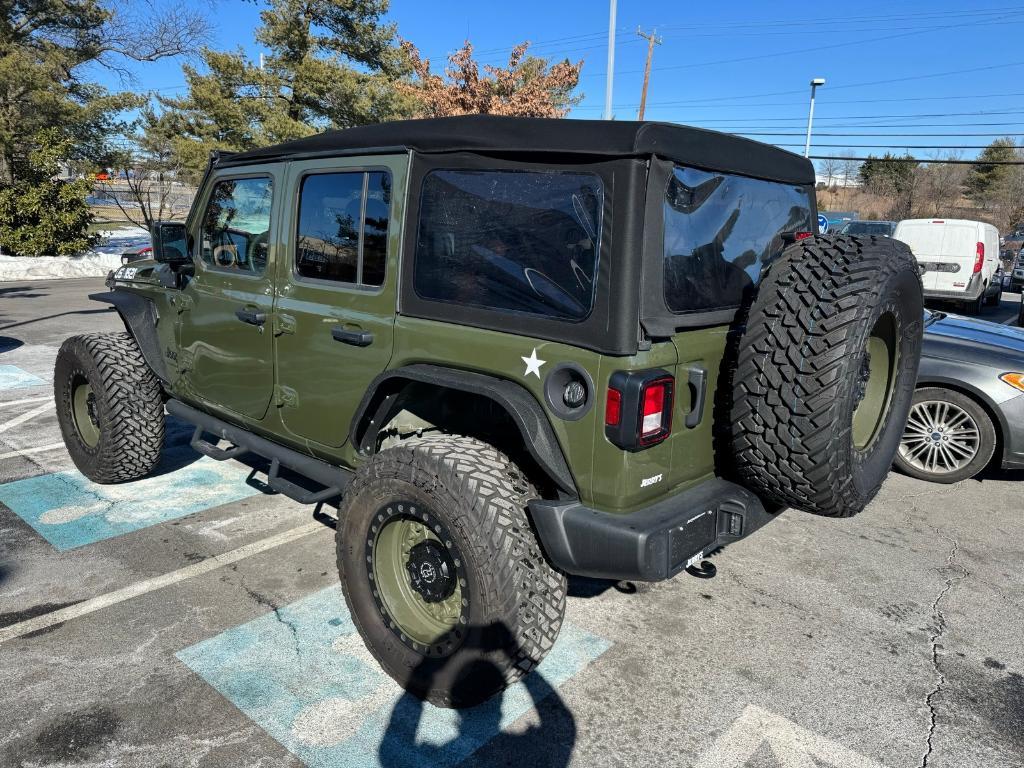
[893,218,1001,313]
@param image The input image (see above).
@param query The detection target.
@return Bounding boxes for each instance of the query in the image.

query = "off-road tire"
[54,332,165,483]
[730,234,924,517]
[892,387,996,484]
[336,434,567,708]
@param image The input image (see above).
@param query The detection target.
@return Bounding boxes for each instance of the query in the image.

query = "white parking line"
[695,704,890,768]
[0,521,327,644]
[0,396,51,409]
[0,402,53,435]
[0,441,65,461]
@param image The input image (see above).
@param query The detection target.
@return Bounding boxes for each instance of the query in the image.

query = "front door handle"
[235,307,267,326]
[332,327,374,347]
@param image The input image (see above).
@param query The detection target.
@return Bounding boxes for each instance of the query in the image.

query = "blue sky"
[94,1,1024,161]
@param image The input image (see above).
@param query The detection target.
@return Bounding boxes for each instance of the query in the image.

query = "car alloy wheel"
[899,400,980,475]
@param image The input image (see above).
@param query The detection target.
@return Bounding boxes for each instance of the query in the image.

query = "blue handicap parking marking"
[0,364,46,390]
[177,585,611,768]
[0,446,262,550]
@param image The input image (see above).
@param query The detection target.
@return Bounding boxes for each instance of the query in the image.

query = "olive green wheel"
[851,313,900,452]
[336,434,566,708]
[369,507,469,656]
[54,332,165,483]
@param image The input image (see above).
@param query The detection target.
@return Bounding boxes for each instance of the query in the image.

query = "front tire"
[893,388,996,483]
[336,435,566,708]
[54,332,165,483]
[730,234,924,517]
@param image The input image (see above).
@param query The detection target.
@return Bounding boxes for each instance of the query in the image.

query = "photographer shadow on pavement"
[377,621,577,768]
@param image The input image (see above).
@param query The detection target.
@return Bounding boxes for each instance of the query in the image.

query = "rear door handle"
[332,327,374,347]
[235,307,267,326]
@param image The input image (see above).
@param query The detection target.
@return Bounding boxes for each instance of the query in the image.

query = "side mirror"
[151,221,189,264]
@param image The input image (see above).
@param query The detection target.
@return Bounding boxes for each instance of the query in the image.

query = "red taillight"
[605,388,622,426]
[973,241,985,273]
[795,231,813,241]
[638,377,673,446]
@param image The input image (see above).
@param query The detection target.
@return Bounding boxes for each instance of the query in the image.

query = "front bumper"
[528,478,778,582]
[999,393,1024,470]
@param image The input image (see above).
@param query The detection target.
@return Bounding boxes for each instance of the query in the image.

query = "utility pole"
[603,0,617,120]
[636,27,662,121]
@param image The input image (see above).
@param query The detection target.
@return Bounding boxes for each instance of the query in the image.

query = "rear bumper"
[528,478,778,582]
[923,273,985,302]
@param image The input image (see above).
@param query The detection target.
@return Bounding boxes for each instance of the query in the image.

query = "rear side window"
[295,171,391,286]
[413,169,603,320]
[663,166,811,313]
[200,177,273,275]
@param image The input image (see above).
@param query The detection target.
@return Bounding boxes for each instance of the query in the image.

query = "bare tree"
[818,157,841,189]
[97,108,192,231]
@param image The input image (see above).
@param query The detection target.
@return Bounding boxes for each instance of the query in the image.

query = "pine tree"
[0,0,204,184]
[0,130,96,256]
[161,0,414,179]
[965,138,1017,207]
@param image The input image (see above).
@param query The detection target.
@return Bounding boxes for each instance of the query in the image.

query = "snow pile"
[0,227,150,282]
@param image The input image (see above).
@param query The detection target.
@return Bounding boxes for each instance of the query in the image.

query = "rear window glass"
[663,166,812,313]
[841,221,893,236]
[413,169,603,321]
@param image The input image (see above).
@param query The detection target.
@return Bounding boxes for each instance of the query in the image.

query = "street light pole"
[804,77,826,158]
[604,0,617,120]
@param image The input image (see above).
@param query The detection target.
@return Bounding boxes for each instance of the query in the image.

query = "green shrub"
[0,131,96,257]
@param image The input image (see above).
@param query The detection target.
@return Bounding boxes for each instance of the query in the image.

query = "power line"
[574,91,1024,112]
[777,142,1017,149]
[581,19,1024,78]
[809,155,1024,165]
[654,5,1024,31]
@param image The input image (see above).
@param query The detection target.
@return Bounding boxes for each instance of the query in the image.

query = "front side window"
[295,171,391,286]
[413,169,603,321]
[200,177,273,275]
[663,167,812,313]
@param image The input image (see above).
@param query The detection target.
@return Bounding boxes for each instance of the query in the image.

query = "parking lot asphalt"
[1,278,1022,768]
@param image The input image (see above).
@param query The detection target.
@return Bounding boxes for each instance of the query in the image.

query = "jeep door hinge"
[274,384,298,408]
[274,312,296,336]
[177,348,194,372]
[171,294,194,313]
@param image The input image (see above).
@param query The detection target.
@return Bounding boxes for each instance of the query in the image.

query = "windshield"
[413,169,603,321]
[662,166,812,313]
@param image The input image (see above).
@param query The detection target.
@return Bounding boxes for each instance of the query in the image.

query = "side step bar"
[167,399,352,504]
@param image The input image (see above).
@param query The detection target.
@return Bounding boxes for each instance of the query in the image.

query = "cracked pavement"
[0,279,1022,768]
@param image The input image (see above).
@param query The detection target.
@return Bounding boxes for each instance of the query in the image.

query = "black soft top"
[220,115,814,185]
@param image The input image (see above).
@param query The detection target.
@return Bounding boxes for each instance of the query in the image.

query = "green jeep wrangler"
[54,116,924,707]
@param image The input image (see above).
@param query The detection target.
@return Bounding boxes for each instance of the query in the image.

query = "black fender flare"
[88,291,169,384]
[350,364,577,496]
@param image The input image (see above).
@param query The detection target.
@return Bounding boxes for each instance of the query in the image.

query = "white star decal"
[521,348,546,378]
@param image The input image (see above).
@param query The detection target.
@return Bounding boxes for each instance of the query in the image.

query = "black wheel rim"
[366,501,470,657]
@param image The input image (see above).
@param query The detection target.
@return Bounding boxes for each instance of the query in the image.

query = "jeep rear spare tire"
[336,434,566,708]
[730,234,924,517]
[54,332,165,483]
